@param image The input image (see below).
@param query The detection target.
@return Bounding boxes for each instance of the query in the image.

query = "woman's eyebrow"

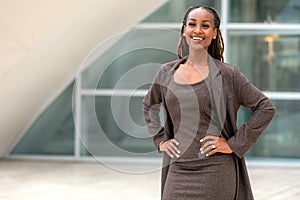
[187,18,212,23]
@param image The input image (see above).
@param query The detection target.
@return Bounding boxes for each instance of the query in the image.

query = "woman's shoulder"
[160,57,186,72]
[214,59,238,73]
[153,57,186,80]
[213,59,242,79]
[151,58,184,84]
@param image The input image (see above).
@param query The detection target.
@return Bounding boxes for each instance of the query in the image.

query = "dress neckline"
[172,74,209,87]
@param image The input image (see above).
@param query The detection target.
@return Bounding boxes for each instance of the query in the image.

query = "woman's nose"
[194,25,202,34]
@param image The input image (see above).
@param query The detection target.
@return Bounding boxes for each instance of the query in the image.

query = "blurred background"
[2,0,299,162]
[0,0,300,199]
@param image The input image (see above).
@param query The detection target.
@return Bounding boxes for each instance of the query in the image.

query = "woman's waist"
[171,153,235,169]
[173,123,221,138]
[174,130,221,148]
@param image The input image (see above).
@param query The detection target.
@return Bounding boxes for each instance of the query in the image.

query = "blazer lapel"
[206,56,227,134]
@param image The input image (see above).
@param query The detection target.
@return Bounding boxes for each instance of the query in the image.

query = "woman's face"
[184,7,217,51]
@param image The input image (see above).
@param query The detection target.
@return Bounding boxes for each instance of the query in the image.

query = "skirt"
[162,153,237,200]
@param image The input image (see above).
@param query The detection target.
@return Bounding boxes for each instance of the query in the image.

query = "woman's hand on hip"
[200,135,233,157]
[160,139,181,158]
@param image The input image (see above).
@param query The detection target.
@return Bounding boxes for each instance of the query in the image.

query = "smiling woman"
[183,7,217,51]
[142,5,275,200]
[177,6,224,62]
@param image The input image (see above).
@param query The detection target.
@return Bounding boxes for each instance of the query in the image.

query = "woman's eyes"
[187,23,210,28]
[187,23,196,26]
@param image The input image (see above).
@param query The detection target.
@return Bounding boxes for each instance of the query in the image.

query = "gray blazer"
[142,56,276,200]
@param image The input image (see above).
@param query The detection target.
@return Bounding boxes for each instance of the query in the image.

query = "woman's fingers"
[200,135,233,156]
[200,140,216,154]
[161,139,180,158]
[200,135,218,143]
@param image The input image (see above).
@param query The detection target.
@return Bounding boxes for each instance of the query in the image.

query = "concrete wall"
[0,0,164,157]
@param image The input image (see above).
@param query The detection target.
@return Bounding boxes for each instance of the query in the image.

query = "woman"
[142,5,275,200]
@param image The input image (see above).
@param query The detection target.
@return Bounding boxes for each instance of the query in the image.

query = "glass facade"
[12,83,75,155]
[248,100,300,158]
[229,0,300,23]
[80,96,158,157]
[82,28,178,89]
[12,0,300,160]
[228,30,300,91]
[142,0,220,23]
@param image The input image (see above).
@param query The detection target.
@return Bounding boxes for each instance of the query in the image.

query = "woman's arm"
[200,67,275,158]
[226,67,276,158]
[142,70,180,158]
[142,69,170,148]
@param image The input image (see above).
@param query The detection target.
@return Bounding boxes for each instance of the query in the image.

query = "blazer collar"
[173,55,222,77]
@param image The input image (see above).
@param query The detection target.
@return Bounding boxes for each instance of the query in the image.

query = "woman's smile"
[191,36,205,44]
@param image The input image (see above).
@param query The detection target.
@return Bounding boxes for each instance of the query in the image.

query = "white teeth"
[193,37,204,41]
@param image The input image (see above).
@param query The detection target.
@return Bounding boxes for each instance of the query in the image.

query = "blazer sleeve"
[227,67,276,158]
[142,69,170,151]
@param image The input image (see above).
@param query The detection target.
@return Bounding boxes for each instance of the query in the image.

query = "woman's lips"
[192,36,204,41]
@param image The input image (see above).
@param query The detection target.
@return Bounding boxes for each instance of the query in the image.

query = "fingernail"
[176,142,179,146]
[177,150,181,154]
[200,148,203,151]
[176,154,180,158]
[200,139,203,142]
[201,151,204,154]
[170,155,174,158]
[205,154,209,157]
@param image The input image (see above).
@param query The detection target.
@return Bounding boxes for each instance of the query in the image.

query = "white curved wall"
[0,0,89,76]
[0,0,164,157]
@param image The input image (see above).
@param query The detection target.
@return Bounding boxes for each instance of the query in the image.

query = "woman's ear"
[213,28,218,39]
[182,25,186,36]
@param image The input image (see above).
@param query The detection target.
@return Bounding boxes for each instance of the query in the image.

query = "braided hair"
[177,5,224,62]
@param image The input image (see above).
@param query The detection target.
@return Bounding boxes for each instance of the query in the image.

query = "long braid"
[177,5,224,62]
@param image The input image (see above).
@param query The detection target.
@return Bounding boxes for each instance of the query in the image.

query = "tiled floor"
[0,159,300,200]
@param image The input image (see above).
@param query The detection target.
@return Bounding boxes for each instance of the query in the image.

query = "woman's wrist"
[159,141,165,151]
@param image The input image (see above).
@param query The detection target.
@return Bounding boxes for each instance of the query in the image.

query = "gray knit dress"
[161,75,236,200]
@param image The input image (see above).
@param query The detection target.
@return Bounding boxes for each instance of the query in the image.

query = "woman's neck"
[187,50,209,67]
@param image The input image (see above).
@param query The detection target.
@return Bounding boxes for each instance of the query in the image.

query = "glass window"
[229,0,300,23]
[12,83,75,155]
[82,28,179,89]
[142,0,220,23]
[247,100,300,158]
[95,48,176,89]
[228,30,300,91]
[80,96,160,157]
